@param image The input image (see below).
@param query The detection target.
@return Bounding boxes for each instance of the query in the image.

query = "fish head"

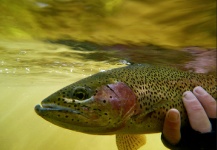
[35,73,137,134]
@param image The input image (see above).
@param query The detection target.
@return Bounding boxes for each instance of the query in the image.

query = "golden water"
[0,0,216,150]
[0,40,170,150]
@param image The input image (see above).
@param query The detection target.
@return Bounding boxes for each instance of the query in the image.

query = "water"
[0,0,216,150]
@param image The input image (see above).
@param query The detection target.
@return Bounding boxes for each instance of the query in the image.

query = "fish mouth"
[34,103,80,115]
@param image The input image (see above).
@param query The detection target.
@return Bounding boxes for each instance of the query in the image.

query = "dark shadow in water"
[46,39,216,75]
[46,39,190,63]
[46,39,102,51]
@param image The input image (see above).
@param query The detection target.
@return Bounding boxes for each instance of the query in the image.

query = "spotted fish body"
[35,64,216,150]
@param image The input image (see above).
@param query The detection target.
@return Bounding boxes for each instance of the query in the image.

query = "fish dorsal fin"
[116,134,146,150]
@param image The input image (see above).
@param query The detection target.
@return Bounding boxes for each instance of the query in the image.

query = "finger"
[163,109,181,145]
[182,91,211,133]
[193,86,217,118]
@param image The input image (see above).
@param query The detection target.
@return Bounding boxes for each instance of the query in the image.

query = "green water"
[0,0,216,150]
[0,0,216,47]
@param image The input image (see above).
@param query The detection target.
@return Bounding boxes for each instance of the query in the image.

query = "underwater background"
[0,0,216,150]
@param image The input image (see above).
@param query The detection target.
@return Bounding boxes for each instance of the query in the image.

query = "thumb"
[163,109,181,145]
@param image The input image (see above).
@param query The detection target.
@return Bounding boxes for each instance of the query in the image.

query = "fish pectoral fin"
[116,134,146,150]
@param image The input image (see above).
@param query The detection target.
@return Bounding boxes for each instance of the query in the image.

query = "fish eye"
[74,92,85,100]
[72,87,89,100]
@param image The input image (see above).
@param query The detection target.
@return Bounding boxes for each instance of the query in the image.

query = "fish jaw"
[35,82,137,134]
[34,101,104,133]
[34,96,112,133]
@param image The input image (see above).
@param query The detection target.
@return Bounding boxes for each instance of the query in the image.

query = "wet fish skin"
[35,64,216,149]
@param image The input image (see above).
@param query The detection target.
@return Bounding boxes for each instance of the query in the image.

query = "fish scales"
[96,64,215,132]
[35,64,216,150]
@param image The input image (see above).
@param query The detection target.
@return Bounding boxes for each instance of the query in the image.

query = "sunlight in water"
[0,41,170,150]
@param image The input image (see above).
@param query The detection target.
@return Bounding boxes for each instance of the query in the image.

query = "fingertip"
[193,86,217,118]
[182,91,196,101]
[163,109,181,145]
[193,86,206,96]
[182,88,212,132]
[167,109,180,122]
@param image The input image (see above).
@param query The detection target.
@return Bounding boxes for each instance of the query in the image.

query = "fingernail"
[168,111,179,122]
[194,86,206,95]
[183,91,195,100]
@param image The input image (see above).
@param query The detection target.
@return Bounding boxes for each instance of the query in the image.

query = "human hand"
[162,86,216,149]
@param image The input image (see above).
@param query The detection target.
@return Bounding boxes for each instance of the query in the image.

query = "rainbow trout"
[35,64,216,150]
